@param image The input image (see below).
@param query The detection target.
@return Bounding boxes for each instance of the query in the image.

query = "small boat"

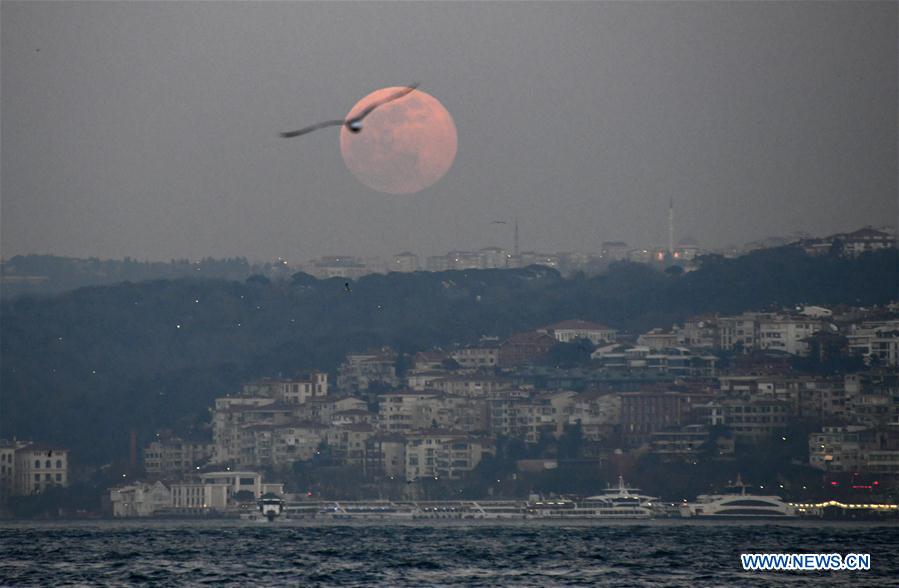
[258,493,284,521]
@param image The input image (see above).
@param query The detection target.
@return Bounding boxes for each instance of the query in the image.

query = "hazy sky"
[2,1,896,262]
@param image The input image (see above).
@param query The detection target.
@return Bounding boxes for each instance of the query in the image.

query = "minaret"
[668,198,674,255]
[514,219,520,258]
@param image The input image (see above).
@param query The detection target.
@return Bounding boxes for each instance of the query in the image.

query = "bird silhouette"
[344,282,352,293]
[280,83,419,139]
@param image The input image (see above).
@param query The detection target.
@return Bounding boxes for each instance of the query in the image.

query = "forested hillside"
[1,247,896,464]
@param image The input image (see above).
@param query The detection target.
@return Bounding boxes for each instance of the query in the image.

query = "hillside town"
[90,302,899,518]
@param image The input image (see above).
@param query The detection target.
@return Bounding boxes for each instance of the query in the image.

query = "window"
[45,473,52,481]
[35,460,41,468]
[46,460,52,468]
[56,460,62,468]
[34,474,40,481]
[56,473,62,482]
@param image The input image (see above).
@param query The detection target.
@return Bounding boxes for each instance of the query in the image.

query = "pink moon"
[340,87,458,194]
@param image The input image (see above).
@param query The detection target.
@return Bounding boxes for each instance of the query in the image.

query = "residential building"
[365,434,407,479]
[637,329,681,350]
[14,445,69,496]
[110,481,172,517]
[498,332,557,367]
[143,435,214,479]
[392,252,420,273]
[710,398,790,443]
[435,437,496,480]
[809,426,877,472]
[337,348,399,393]
[450,344,500,370]
[650,425,734,459]
[428,374,512,398]
[568,392,621,441]
[539,319,618,345]
[377,391,440,433]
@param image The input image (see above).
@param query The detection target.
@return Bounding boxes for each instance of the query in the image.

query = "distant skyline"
[2,2,896,263]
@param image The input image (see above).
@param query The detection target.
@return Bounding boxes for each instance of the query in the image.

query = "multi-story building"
[718,313,769,352]
[272,422,326,464]
[307,256,371,279]
[718,312,825,355]
[450,344,500,370]
[428,374,512,398]
[377,391,440,433]
[392,252,420,273]
[709,399,790,443]
[337,348,399,393]
[479,247,509,269]
[143,435,214,479]
[650,425,734,459]
[637,329,682,350]
[365,434,407,479]
[488,391,576,443]
[0,441,21,501]
[405,430,460,481]
[847,321,899,367]
[568,392,621,441]
[681,316,718,348]
[407,371,448,391]
[600,241,629,262]
[618,391,693,447]
[435,437,496,480]
[13,445,69,496]
[430,395,490,434]
[498,332,557,367]
[425,255,450,272]
[212,402,299,465]
[539,320,618,345]
[110,481,172,517]
[809,426,878,472]
[325,424,376,466]
[241,373,329,404]
[757,317,824,356]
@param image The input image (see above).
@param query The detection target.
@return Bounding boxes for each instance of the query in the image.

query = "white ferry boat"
[318,501,416,520]
[258,493,284,521]
[580,476,658,519]
[527,477,657,519]
[680,476,797,518]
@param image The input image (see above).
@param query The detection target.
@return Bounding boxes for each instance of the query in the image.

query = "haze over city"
[3,2,899,585]
[2,1,896,263]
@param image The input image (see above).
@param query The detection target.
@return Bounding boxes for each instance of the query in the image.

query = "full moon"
[340,87,457,194]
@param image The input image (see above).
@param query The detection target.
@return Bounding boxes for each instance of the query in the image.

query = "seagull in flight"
[280,83,419,139]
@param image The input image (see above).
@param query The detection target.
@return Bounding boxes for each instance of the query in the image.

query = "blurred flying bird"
[344,282,352,293]
[280,83,419,139]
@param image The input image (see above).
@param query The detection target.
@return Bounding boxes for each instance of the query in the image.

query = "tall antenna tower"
[514,219,520,257]
[668,198,675,255]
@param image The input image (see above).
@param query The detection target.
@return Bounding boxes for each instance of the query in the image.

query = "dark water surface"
[1,520,897,586]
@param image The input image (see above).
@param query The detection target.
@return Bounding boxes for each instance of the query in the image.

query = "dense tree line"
[0,254,277,299]
[0,247,896,466]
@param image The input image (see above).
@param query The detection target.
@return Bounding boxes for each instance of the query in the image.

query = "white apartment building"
[539,320,618,345]
[13,445,69,496]
[111,481,172,517]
